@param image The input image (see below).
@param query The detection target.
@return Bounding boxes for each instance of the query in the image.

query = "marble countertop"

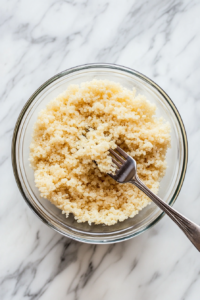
[1,0,200,299]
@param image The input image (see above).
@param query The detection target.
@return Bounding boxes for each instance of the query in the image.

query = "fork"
[109,146,200,251]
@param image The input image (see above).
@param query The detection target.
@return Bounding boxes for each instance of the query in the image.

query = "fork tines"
[109,146,128,169]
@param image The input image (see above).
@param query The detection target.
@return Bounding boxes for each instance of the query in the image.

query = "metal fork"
[109,146,200,251]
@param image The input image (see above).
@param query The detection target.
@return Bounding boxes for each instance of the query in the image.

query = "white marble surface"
[1,0,200,299]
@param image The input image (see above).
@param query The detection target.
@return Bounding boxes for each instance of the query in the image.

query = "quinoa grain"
[30,80,170,225]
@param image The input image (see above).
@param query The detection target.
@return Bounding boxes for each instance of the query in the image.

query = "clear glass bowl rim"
[11,63,188,244]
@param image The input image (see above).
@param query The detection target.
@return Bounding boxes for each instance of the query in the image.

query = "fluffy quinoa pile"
[29,80,170,225]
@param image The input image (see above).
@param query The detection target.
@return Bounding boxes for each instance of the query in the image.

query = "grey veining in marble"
[1,0,200,299]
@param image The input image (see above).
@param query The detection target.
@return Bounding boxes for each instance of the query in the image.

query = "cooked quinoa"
[29,80,170,225]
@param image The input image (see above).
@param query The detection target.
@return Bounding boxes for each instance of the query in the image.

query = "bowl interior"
[15,66,186,242]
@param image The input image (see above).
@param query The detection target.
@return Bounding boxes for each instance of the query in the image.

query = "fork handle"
[131,176,200,252]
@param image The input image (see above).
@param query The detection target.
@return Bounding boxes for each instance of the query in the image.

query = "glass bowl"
[12,63,188,244]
